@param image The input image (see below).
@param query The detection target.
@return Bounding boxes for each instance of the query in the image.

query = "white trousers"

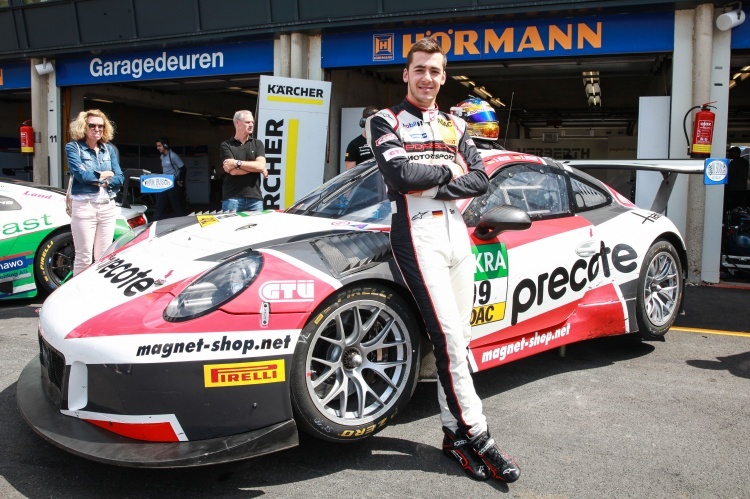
[391,196,487,437]
[70,198,117,276]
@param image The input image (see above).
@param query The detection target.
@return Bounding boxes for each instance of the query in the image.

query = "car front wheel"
[290,284,420,442]
[636,239,683,340]
[34,232,75,294]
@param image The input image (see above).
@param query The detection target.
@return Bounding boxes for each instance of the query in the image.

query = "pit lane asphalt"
[0,285,748,499]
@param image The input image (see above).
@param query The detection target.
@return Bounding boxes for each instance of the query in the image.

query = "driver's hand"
[415,186,438,198]
[444,161,465,178]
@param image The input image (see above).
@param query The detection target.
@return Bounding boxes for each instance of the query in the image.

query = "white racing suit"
[367,97,489,438]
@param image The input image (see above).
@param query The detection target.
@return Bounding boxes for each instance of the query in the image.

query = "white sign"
[257,76,332,210]
[704,158,729,185]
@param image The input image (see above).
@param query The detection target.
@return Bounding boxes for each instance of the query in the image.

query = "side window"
[463,163,570,226]
[570,176,610,212]
[0,194,22,211]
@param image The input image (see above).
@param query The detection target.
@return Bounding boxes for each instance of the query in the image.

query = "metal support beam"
[30,58,49,185]
[684,4,713,283]
[703,10,733,283]
[275,34,291,78]
[290,33,308,80]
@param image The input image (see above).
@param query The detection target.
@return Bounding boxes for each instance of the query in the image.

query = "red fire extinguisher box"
[19,120,34,154]
[691,105,715,157]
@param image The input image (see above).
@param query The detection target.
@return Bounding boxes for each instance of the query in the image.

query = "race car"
[17,151,699,468]
[0,177,147,300]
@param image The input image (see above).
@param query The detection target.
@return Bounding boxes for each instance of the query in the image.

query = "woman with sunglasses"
[65,109,124,276]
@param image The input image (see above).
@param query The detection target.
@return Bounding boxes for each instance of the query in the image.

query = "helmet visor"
[468,121,500,140]
[463,108,497,124]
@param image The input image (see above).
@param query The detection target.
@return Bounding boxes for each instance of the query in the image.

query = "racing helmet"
[450,97,500,141]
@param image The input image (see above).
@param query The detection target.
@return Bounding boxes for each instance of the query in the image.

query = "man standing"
[153,137,185,220]
[344,106,378,170]
[726,146,749,210]
[220,110,268,212]
[367,37,521,483]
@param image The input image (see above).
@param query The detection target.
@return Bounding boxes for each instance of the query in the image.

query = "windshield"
[286,161,392,224]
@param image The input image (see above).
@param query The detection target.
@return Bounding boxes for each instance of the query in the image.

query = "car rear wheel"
[636,239,683,340]
[34,232,74,294]
[290,284,420,442]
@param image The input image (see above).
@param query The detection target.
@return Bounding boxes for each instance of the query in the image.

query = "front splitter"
[16,357,299,468]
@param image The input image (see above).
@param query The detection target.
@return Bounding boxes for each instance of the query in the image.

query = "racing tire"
[635,239,683,340]
[290,284,421,443]
[34,231,75,294]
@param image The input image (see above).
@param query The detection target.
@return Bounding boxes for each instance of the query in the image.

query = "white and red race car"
[18,151,698,467]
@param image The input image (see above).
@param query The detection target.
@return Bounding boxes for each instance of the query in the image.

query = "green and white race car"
[0,177,147,300]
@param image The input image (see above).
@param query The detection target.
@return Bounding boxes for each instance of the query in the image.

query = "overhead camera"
[34,60,54,75]
[716,8,746,31]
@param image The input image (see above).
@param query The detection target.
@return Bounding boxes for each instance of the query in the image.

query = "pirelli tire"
[290,284,420,443]
[34,231,75,294]
[636,239,683,340]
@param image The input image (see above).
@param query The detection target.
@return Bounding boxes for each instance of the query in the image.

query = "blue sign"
[140,174,174,193]
[704,158,729,185]
[0,63,31,91]
[322,12,675,68]
[57,40,273,86]
[731,10,750,49]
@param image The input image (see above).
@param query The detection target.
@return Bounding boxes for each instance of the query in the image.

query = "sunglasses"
[87,123,105,130]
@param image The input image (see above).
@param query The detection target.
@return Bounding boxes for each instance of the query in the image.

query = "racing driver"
[366,37,521,483]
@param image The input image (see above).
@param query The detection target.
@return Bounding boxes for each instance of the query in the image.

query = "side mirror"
[473,205,531,241]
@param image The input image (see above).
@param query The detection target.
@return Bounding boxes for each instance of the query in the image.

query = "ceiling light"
[490,97,506,108]
[87,98,113,103]
[473,86,492,99]
[582,71,602,109]
[242,89,259,95]
[452,75,470,81]
[582,70,599,79]
[227,86,242,90]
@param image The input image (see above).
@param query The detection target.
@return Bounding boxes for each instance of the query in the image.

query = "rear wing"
[120,169,151,208]
[560,159,705,213]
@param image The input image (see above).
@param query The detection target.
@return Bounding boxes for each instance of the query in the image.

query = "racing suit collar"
[404,96,438,113]
[404,97,440,123]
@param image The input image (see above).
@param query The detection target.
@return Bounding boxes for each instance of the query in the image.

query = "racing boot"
[469,430,521,483]
[442,426,490,481]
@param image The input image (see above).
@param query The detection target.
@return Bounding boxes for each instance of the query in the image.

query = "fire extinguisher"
[683,102,716,158]
[19,120,34,154]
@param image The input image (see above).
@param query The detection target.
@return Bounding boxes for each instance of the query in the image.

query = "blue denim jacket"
[65,140,124,196]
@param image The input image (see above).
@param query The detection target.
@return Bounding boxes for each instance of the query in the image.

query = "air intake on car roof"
[312,230,391,276]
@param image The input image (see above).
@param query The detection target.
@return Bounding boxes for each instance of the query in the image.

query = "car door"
[462,161,606,371]
[0,186,39,297]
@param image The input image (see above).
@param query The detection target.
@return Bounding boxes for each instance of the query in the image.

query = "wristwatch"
[236,160,242,169]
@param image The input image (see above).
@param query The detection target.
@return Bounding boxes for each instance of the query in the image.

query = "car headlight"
[164,251,263,322]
